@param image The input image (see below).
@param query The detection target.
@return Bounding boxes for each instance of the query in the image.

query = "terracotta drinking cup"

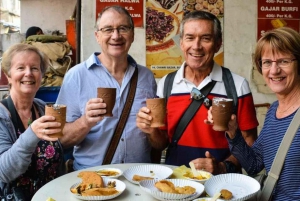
[45,104,66,138]
[97,87,116,117]
[211,97,233,131]
[146,98,166,127]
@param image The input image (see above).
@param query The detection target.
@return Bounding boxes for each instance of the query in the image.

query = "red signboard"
[257,0,300,40]
[96,0,144,27]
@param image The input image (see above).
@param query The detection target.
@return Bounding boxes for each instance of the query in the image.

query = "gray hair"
[180,11,222,43]
[95,6,134,30]
[1,43,49,77]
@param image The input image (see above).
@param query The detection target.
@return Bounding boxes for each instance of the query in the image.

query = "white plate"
[140,179,205,201]
[95,167,123,179]
[70,178,126,200]
[123,164,173,184]
[183,170,213,184]
[193,198,223,201]
[204,173,260,201]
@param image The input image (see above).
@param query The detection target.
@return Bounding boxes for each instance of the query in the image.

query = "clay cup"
[146,98,166,127]
[45,104,67,138]
[211,97,233,131]
[97,87,116,117]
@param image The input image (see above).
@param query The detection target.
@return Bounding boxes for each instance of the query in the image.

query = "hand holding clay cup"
[146,98,166,127]
[211,97,233,131]
[97,87,116,117]
[45,104,67,138]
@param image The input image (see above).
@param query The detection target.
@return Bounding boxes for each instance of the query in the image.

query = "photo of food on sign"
[146,0,224,78]
[183,0,224,17]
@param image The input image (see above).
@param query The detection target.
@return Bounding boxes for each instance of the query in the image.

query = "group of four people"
[0,5,299,201]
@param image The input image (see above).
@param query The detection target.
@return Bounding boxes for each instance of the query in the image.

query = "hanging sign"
[257,0,300,40]
[96,0,144,27]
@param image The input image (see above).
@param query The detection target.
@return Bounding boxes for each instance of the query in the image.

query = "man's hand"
[190,151,225,175]
[136,106,156,134]
[83,98,106,128]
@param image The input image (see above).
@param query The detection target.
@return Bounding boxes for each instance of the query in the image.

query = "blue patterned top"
[227,101,300,200]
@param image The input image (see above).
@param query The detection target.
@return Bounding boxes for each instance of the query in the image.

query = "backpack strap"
[164,68,238,114]
[222,67,238,115]
[163,71,177,101]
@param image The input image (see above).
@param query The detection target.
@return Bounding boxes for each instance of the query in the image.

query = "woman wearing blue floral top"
[0,43,64,200]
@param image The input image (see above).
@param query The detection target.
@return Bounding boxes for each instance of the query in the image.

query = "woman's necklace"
[277,93,300,113]
[18,105,34,126]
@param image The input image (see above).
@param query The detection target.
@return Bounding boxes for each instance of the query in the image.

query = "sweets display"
[183,0,224,17]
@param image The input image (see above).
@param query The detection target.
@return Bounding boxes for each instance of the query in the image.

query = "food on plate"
[81,187,118,196]
[71,171,119,196]
[146,7,175,43]
[96,169,119,176]
[155,180,178,193]
[155,180,196,194]
[132,174,154,181]
[183,0,224,17]
[78,171,104,188]
[183,171,208,180]
[175,186,196,194]
[155,0,179,9]
[220,189,233,200]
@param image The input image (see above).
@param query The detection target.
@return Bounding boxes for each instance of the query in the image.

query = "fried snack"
[96,170,119,176]
[175,186,196,194]
[81,187,119,196]
[132,174,154,181]
[220,189,233,200]
[155,180,178,194]
[78,171,104,188]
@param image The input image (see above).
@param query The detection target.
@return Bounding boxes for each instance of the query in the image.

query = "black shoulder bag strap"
[102,67,138,165]
[170,81,216,146]
[1,96,19,133]
[222,67,238,115]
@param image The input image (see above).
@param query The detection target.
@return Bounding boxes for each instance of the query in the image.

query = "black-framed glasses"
[190,87,211,108]
[259,58,297,69]
[98,26,132,35]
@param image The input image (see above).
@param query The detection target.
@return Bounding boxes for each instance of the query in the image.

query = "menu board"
[96,0,144,27]
[257,0,300,40]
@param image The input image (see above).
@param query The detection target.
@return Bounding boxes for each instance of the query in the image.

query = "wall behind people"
[16,0,277,105]
[20,0,76,35]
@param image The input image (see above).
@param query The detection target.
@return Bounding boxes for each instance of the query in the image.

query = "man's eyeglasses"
[98,26,132,35]
[259,58,297,69]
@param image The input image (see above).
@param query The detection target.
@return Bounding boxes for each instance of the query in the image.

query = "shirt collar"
[85,52,138,69]
[174,61,223,84]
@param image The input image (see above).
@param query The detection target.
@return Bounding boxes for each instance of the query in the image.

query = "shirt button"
[121,138,124,141]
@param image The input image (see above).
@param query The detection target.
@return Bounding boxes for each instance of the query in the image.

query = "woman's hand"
[204,106,238,139]
[30,115,62,141]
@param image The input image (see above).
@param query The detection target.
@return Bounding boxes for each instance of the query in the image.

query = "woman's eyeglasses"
[259,58,297,69]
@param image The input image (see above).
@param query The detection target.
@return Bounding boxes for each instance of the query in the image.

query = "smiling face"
[7,50,43,97]
[261,44,299,96]
[180,19,222,72]
[95,9,134,59]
